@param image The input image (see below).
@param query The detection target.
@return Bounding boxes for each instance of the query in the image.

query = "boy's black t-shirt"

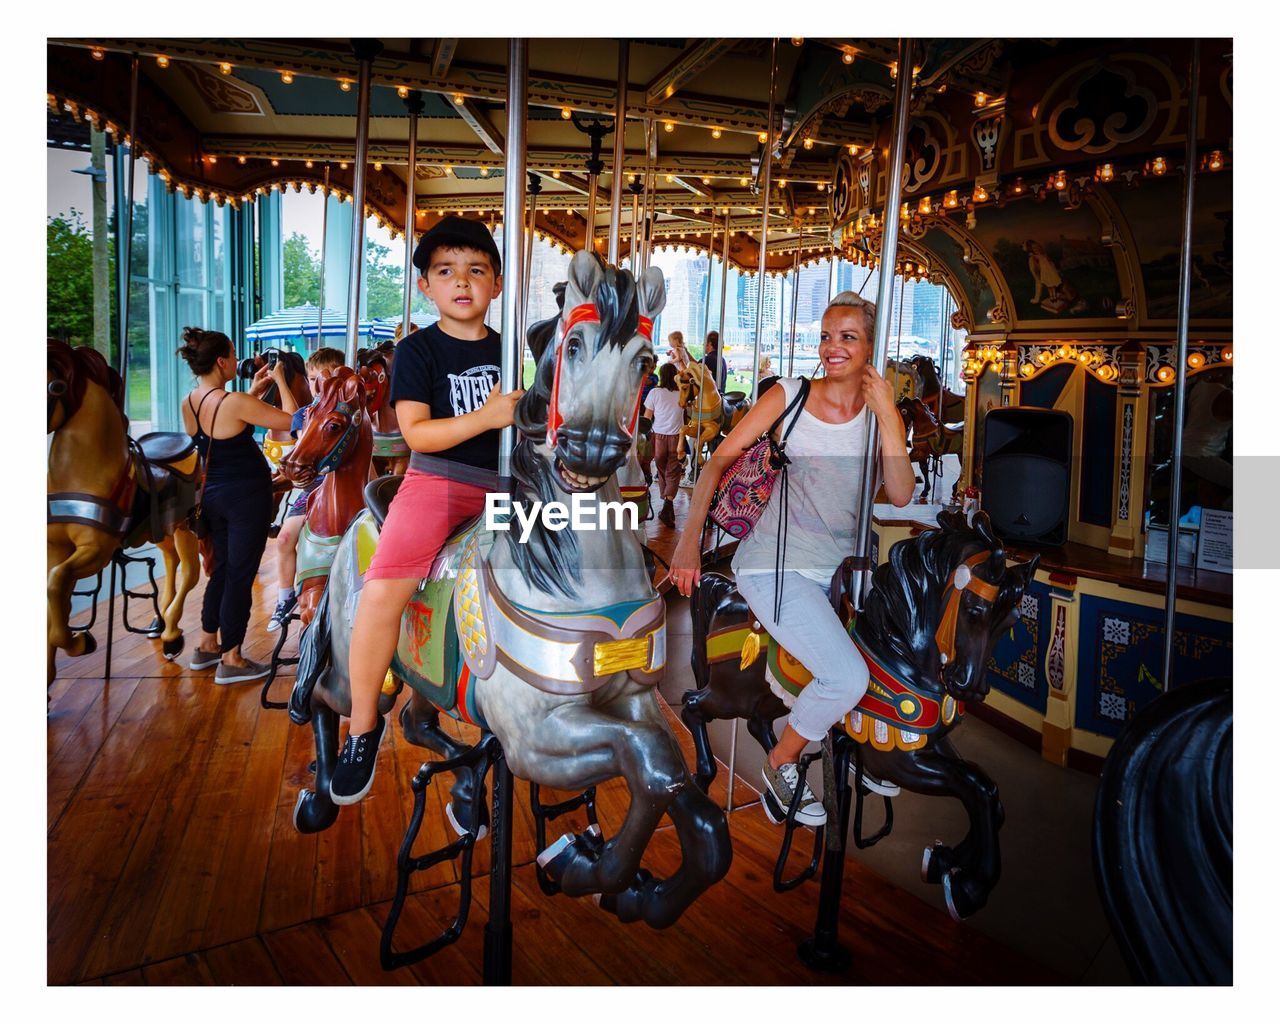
[390,322,502,473]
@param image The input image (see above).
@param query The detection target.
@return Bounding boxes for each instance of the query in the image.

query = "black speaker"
[982,407,1072,546]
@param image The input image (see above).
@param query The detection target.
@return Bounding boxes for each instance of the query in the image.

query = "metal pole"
[118,53,139,381]
[725,720,739,813]
[345,40,383,366]
[483,756,515,985]
[701,209,716,346]
[750,38,779,402]
[828,247,839,302]
[318,165,330,345]
[629,187,641,270]
[933,288,951,498]
[608,41,629,265]
[401,91,423,336]
[853,37,914,608]
[498,39,529,482]
[641,119,658,273]
[788,250,801,375]
[523,172,541,324]
[893,272,907,363]
[718,209,731,334]
[1161,40,1201,693]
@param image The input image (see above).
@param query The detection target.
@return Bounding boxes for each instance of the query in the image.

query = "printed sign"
[1196,509,1233,574]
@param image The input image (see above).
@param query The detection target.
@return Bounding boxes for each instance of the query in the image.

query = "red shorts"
[365,469,491,581]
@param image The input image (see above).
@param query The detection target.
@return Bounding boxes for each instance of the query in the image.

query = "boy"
[267,347,346,632]
[330,217,522,804]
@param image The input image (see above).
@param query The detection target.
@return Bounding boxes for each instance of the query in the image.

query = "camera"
[237,357,259,380]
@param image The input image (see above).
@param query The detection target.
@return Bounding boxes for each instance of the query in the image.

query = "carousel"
[46,35,1231,987]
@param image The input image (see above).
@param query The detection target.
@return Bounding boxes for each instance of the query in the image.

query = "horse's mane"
[47,339,125,418]
[858,510,1003,669]
[506,261,642,599]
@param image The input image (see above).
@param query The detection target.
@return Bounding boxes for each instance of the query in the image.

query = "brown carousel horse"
[682,509,1037,920]
[279,365,382,626]
[47,340,202,681]
[895,355,964,503]
[677,360,723,474]
[358,337,409,477]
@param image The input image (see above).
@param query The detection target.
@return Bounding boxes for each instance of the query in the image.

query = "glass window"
[176,197,207,288]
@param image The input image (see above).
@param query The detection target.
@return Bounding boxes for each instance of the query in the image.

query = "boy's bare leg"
[347,576,420,734]
[276,515,303,591]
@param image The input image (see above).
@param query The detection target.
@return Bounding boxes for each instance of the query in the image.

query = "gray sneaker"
[214,658,270,685]
[760,761,827,827]
[189,647,221,671]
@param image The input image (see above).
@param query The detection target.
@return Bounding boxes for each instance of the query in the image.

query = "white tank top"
[731,377,875,585]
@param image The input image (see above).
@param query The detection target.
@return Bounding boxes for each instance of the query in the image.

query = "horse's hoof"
[162,635,185,660]
[146,616,164,638]
[596,869,654,923]
[921,845,933,883]
[922,841,947,884]
[536,833,578,878]
[445,800,489,842]
[942,871,965,922]
[80,631,97,657]
[292,789,338,834]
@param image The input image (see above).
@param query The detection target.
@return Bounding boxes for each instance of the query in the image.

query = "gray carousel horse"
[291,252,731,940]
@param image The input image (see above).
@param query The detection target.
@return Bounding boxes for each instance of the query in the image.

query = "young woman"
[645,361,685,526]
[179,327,295,683]
[668,293,916,826]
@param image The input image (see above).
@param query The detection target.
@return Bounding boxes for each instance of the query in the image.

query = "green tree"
[283,231,321,307]
[48,210,114,349]
[365,238,408,319]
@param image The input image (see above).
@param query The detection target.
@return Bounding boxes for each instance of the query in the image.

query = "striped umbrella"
[244,304,346,345]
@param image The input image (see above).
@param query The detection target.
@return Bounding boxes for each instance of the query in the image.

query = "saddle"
[351,478,667,728]
[705,560,962,752]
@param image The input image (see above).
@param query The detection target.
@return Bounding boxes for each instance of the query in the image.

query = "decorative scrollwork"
[831,152,857,227]
[1048,64,1157,155]
[1144,342,1232,384]
[970,111,1006,174]
[903,119,944,194]
[950,308,972,332]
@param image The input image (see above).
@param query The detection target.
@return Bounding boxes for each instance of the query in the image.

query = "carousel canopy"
[47,37,1232,341]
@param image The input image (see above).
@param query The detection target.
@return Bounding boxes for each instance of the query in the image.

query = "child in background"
[329,217,522,805]
[267,347,347,632]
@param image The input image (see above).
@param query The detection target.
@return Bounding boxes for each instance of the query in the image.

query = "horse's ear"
[564,250,604,311]
[936,507,965,533]
[636,265,667,321]
[973,509,1001,551]
[1011,554,1040,590]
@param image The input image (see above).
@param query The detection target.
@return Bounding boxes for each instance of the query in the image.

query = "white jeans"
[736,571,870,742]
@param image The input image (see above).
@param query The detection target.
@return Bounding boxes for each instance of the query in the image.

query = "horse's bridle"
[47,379,68,432]
[934,550,1000,668]
[545,302,653,449]
[313,400,363,476]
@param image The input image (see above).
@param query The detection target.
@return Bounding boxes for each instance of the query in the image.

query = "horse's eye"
[566,336,582,359]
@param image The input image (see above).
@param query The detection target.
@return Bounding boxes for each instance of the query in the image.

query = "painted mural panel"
[919,227,998,325]
[1075,594,1232,738]
[986,578,1051,714]
[1110,171,1232,319]
[968,199,1123,320]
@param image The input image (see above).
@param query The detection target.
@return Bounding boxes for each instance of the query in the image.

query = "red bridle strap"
[934,550,1000,668]
[546,304,654,448]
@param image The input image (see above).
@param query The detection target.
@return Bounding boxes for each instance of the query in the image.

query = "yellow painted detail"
[170,451,199,477]
[381,668,398,695]
[740,630,762,670]
[454,538,487,659]
[843,711,928,752]
[356,516,379,577]
[594,636,651,676]
[706,626,752,663]
[900,699,917,716]
[777,646,812,686]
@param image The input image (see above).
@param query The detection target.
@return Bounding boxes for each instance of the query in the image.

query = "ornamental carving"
[970,110,1006,174]
[176,62,264,116]
[950,308,972,332]
[903,118,944,194]
[1047,64,1157,155]
[831,151,857,227]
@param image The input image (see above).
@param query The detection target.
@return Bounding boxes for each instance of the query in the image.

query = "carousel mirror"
[1145,365,1233,529]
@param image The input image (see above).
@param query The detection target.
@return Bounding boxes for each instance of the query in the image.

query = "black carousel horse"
[1093,675,1232,984]
[683,509,1037,932]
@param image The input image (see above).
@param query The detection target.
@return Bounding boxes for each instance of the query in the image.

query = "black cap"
[412,216,502,276]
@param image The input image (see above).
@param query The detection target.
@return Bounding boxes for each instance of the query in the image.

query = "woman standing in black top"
[179,327,295,683]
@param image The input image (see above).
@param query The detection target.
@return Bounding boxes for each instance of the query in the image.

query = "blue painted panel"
[1080,373,1117,527]
[985,578,1052,713]
[1018,363,1073,410]
[1075,593,1232,737]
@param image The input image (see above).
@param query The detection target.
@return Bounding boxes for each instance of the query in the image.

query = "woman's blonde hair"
[826,291,876,336]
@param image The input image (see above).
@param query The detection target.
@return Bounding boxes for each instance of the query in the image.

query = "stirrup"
[770,749,825,892]
[261,608,300,711]
[380,734,500,971]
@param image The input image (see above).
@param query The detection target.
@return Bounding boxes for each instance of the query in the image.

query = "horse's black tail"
[289,584,332,726]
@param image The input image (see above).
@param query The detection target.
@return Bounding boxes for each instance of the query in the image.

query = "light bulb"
[280,70,294,84]
[817,181,826,192]
[271,159,280,168]
[664,121,675,133]
[711,127,722,139]
[237,156,246,165]
[740,176,748,186]
[219,62,233,75]
[842,51,854,65]
[975,92,987,108]
[397,86,409,99]
[480,166,489,176]
[551,168,559,178]
[373,162,383,171]
[156,55,170,69]
[758,131,768,144]
[207,155,217,164]
[91,48,104,61]
[803,137,814,150]
[560,107,571,119]
[339,79,351,92]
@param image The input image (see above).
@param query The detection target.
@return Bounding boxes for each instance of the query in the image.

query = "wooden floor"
[50,517,1057,986]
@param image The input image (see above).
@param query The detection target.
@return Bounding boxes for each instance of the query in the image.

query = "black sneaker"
[330,716,387,805]
[266,593,298,633]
